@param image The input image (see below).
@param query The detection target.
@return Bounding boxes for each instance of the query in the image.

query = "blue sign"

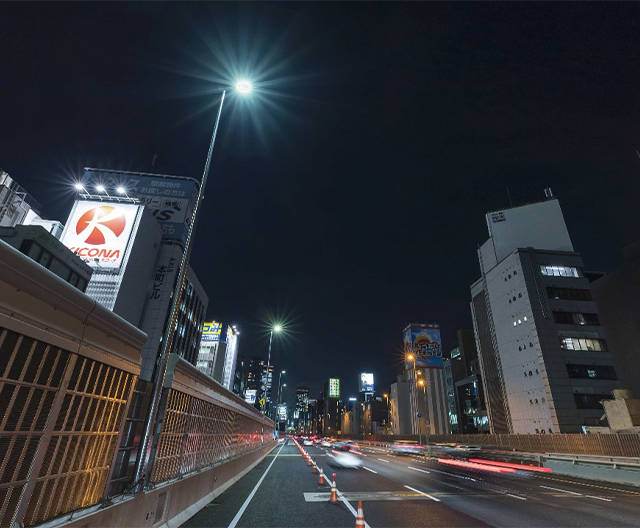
[84,168,199,246]
[417,413,422,418]
[404,324,443,369]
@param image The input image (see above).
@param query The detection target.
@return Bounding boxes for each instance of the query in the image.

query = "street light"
[135,79,254,488]
[235,79,253,94]
[74,183,84,191]
[266,325,283,418]
[383,393,390,435]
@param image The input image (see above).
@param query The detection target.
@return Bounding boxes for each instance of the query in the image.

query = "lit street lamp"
[135,80,254,488]
[266,324,283,417]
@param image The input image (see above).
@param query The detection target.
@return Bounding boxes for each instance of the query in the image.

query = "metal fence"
[150,375,273,484]
[338,433,640,458]
[0,326,136,527]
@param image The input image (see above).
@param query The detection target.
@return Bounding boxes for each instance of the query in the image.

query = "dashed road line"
[362,466,377,474]
[506,493,527,501]
[540,485,582,496]
[404,485,440,502]
[585,495,612,502]
[408,466,431,474]
[378,458,390,463]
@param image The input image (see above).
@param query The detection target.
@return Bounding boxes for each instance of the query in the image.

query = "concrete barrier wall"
[338,433,640,457]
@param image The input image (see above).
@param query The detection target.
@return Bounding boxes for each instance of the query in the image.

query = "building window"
[540,265,580,278]
[560,337,607,352]
[547,287,593,301]
[574,393,613,410]
[566,364,617,380]
[553,311,600,326]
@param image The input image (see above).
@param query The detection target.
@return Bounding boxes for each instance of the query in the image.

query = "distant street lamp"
[266,325,283,418]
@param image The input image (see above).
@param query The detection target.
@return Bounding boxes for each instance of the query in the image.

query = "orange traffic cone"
[318,467,325,485]
[329,473,338,503]
[355,501,365,528]
[307,456,312,466]
[312,458,318,473]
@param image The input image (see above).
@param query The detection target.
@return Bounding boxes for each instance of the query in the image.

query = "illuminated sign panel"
[245,389,257,404]
[360,373,374,392]
[83,168,198,246]
[329,378,340,398]
[201,321,222,342]
[278,404,287,421]
[404,324,443,369]
[61,201,139,269]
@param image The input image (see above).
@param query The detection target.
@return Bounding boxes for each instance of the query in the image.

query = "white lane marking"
[404,485,440,502]
[540,485,582,496]
[439,481,464,490]
[536,475,640,496]
[335,489,371,528]
[378,458,390,463]
[228,441,285,528]
[363,466,377,474]
[506,493,527,501]
[428,467,477,481]
[585,495,612,502]
[408,466,431,474]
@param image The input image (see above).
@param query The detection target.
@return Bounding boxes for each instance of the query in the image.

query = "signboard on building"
[278,404,287,421]
[359,372,374,392]
[329,378,340,398]
[404,324,443,369]
[61,200,140,269]
[83,168,198,246]
[245,389,257,404]
[201,321,222,342]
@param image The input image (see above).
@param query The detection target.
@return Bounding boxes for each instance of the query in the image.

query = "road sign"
[259,398,266,407]
[417,413,422,418]
[425,420,430,425]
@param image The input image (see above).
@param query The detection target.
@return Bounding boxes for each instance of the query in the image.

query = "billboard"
[201,321,222,342]
[278,404,287,421]
[61,200,140,269]
[245,389,257,404]
[360,373,374,393]
[404,324,443,369]
[83,168,198,246]
[329,378,340,398]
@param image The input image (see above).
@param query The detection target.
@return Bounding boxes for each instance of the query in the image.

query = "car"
[388,443,425,456]
[327,451,362,469]
[303,439,313,446]
[454,444,482,452]
[321,440,332,448]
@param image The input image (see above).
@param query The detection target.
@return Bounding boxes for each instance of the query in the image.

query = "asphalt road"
[182,438,640,527]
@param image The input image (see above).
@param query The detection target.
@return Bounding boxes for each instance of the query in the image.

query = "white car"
[327,451,362,469]
[321,440,332,448]
[303,439,313,446]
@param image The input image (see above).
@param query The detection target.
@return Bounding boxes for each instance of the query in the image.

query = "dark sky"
[2,3,640,406]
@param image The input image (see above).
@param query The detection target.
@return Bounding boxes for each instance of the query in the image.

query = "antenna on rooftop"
[506,187,513,207]
[544,187,554,199]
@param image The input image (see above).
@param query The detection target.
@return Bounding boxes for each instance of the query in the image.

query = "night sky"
[2,3,640,405]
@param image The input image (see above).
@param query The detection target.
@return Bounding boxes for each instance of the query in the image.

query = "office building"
[61,169,209,381]
[443,328,488,434]
[295,386,309,432]
[470,194,619,434]
[0,169,43,227]
[390,373,412,435]
[323,378,340,435]
[196,322,240,389]
[591,239,640,400]
[0,225,92,291]
[404,323,448,435]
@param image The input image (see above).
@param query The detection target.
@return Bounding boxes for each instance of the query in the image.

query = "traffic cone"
[355,501,365,528]
[329,474,338,503]
[318,467,325,485]
[312,458,318,473]
[307,456,312,466]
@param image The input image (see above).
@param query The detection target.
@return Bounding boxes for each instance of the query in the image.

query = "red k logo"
[75,206,127,245]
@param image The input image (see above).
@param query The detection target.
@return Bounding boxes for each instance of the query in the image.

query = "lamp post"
[266,324,282,416]
[383,393,390,435]
[417,379,427,446]
[134,80,253,488]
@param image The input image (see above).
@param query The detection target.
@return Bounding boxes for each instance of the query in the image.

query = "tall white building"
[196,322,239,390]
[471,195,619,434]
